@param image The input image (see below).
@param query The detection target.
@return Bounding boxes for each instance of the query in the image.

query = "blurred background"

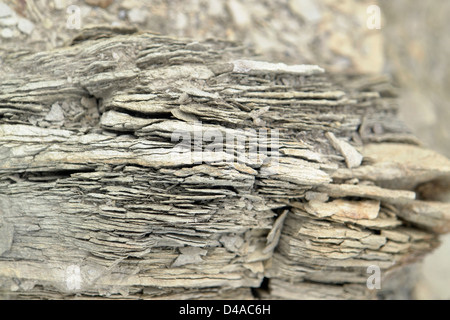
[0,0,449,299]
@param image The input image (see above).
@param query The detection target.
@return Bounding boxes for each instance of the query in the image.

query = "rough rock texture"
[0,27,449,299]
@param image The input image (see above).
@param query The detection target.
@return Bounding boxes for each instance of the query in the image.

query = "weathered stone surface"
[0,27,448,300]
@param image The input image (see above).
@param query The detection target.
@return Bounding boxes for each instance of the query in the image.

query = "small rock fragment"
[398,201,450,234]
[305,191,329,202]
[45,103,65,122]
[326,132,363,168]
[185,42,207,52]
[305,199,380,220]
[220,235,244,252]
[280,148,323,163]
[0,1,13,18]
[118,9,127,20]
[319,183,416,204]
[0,12,18,27]
[180,86,220,99]
[17,18,34,35]
[171,109,198,122]
[289,0,322,23]
[0,221,14,256]
[172,247,208,267]
[1,27,12,38]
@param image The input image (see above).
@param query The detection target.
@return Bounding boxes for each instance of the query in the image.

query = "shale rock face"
[0,27,449,299]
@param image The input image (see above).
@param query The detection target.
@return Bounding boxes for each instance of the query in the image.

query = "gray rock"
[17,17,34,35]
